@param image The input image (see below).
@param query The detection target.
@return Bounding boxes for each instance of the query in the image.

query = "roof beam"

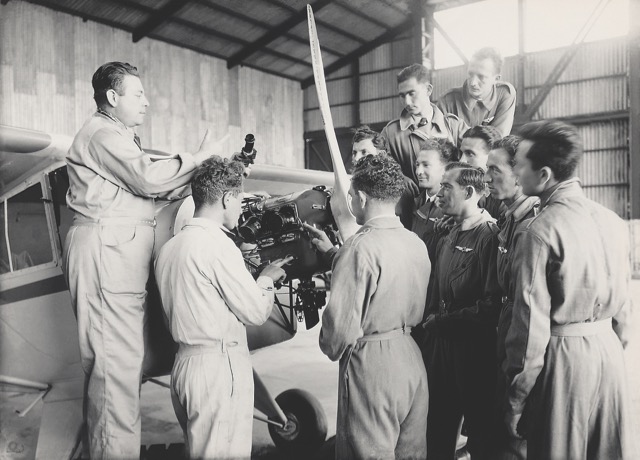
[132,0,189,42]
[333,0,391,30]
[522,0,611,120]
[227,0,333,69]
[302,17,413,89]
[260,0,366,45]
[192,0,344,57]
[168,17,312,68]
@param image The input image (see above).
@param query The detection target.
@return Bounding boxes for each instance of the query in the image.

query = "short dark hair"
[191,156,245,209]
[351,154,405,201]
[397,63,430,85]
[471,47,503,74]
[463,125,502,148]
[417,138,459,163]
[517,120,582,181]
[445,161,485,194]
[490,135,521,167]
[352,125,387,153]
[92,62,140,109]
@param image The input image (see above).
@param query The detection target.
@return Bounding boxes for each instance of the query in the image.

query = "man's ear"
[357,190,367,208]
[222,192,232,209]
[539,166,553,187]
[106,89,118,108]
[465,185,474,199]
[426,83,433,97]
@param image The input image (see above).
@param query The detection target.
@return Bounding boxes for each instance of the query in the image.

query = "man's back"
[514,179,629,325]
[155,218,273,347]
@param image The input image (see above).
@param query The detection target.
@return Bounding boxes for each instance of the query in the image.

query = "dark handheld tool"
[233,133,257,166]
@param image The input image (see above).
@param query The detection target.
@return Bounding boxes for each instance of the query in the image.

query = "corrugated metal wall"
[0,1,304,168]
[305,37,630,217]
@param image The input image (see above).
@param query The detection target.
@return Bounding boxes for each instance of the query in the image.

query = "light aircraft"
[0,123,341,459]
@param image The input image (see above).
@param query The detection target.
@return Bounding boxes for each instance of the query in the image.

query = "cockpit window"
[0,183,53,274]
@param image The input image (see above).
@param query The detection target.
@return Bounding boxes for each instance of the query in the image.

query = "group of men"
[62,48,634,460]
[310,48,635,460]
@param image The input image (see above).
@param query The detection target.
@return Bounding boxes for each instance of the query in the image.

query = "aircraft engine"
[237,187,339,329]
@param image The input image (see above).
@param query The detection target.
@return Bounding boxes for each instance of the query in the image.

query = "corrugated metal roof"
[18,0,482,84]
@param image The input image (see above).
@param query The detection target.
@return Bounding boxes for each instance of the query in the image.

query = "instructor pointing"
[63,61,220,459]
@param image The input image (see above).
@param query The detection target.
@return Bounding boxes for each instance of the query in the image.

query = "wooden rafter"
[132,0,189,42]
[227,0,333,69]
[301,17,413,89]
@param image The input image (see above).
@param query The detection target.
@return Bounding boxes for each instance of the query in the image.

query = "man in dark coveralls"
[505,120,636,459]
[420,162,501,460]
[484,135,538,459]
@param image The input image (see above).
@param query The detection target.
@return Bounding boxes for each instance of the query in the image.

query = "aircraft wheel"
[268,389,328,456]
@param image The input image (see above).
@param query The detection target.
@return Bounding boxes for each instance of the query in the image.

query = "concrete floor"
[2,282,639,459]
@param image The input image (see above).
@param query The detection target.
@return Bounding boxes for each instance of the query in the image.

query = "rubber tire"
[268,389,328,457]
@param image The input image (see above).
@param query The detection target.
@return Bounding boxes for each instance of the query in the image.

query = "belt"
[73,216,156,227]
[176,340,241,358]
[550,318,612,337]
[357,325,412,342]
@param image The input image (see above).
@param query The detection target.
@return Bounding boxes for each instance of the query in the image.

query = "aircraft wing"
[0,124,335,199]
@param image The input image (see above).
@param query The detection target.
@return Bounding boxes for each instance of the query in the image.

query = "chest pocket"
[448,250,480,293]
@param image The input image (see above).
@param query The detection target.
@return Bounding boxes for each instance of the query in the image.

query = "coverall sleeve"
[504,229,551,416]
[89,127,199,199]
[491,84,516,136]
[437,231,501,326]
[447,116,469,147]
[209,245,274,327]
[612,228,634,349]
[319,243,376,361]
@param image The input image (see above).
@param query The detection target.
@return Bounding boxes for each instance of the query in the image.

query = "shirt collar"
[97,108,126,129]
[504,194,539,221]
[183,217,233,236]
[458,209,495,232]
[360,215,403,230]
[399,103,442,131]
[538,177,582,209]
[462,81,498,111]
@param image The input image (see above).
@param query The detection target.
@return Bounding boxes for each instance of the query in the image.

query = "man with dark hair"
[63,61,220,458]
[412,138,457,261]
[505,120,635,459]
[460,125,504,219]
[319,154,430,459]
[484,135,538,460]
[351,124,387,165]
[382,63,468,227]
[155,156,289,459]
[438,47,516,136]
[420,162,501,460]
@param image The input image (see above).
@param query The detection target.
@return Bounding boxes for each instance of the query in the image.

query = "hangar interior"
[0,0,639,270]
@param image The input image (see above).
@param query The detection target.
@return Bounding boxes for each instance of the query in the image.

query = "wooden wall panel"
[0,1,303,168]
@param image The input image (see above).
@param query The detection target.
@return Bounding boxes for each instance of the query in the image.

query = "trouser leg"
[424,335,462,460]
[456,334,498,460]
[172,347,254,460]
[63,224,152,460]
[527,330,635,460]
[337,338,428,460]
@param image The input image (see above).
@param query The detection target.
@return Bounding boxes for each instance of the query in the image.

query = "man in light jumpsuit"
[63,61,219,459]
[506,120,636,459]
[155,157,289,459]
[319,154,430,460]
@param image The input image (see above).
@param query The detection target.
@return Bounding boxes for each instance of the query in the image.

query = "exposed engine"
[237,186,340,329]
